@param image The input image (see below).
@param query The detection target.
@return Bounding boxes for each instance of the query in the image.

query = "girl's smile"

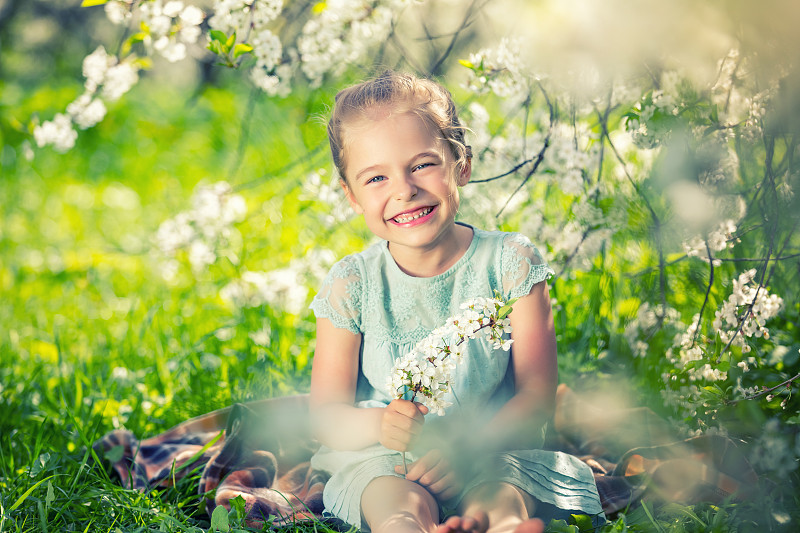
[388,205,435,226]
[341,109,472,276]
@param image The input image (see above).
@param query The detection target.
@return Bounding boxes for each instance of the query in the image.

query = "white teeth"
[394,207,432,223]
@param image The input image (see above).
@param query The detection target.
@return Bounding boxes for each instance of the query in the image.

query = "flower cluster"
[137,0,205,63]
[682,219,738,265]
[297,0,408,87]
[713,269,784,353]
[387,296,515,416]
[209,0,292,96]
[34,1,205,152]
[668,314,727,382]
[625,90,679,149]
[220,249,336,314]
[34,46,140,152]
[155,181,247,273]
[462,38,529,102]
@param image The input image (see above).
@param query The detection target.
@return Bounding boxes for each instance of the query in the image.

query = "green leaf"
[228,495,246,525]
[44,480,55,510]
[497,305,513,319]
[128,32,147,44]
[81,0,109,6]
[8,475,55,511]
[569,514,594,532]
[209,30,228,43]
[233,43,253,59]
[545,518,579,533]
[225,32,237,49]
[459,59,475,70]
[210,505,230,532]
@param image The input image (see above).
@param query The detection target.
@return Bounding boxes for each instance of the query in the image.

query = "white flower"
[248,327,271,347]
[83,46,112,89]
[67,93,107,130]
[189,240,216,269]
[180,5,205,26]
[180,24,202,44]
[154,36,187,62]
[33,114,77,152]
[102,63,139,101]
[104,1,130,25]
[163,0,184,18]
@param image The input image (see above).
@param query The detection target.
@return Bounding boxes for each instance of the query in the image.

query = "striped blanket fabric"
[93,387,758,529]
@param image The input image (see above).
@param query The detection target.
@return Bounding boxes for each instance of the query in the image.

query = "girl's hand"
[396,449,463,502]
[380,399,428,452]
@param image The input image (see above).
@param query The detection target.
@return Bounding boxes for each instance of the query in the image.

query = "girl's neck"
[387,223,474,277]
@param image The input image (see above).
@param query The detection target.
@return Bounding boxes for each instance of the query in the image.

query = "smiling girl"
[308,71,603,533]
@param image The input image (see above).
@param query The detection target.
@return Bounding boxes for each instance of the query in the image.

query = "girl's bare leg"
[439,482,544,533]
[362,475,440,533]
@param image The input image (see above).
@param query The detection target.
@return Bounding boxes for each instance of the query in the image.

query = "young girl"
[308,71,603,533]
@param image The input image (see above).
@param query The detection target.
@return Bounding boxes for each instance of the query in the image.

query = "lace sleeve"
[309,255,363,334]
[500,233,554,299]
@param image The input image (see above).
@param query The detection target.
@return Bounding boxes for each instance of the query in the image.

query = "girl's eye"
[367,175,386,184]
[413,162,433,172]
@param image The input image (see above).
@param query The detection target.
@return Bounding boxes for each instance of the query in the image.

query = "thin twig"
[714,136,778,363]
[469,156,539,184]
[690,240,715,348]
[737,373,800,403]
[427,0,482,76]
[494,81,555,218]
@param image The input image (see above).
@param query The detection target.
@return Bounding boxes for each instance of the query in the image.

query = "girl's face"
[341,109,471,257]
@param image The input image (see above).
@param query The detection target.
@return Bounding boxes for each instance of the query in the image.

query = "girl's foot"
[513,518,545,533]
[436,511,489,533]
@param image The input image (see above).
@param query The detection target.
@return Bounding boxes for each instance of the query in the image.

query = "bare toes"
[436,512,489,533]
[513,518,545,533]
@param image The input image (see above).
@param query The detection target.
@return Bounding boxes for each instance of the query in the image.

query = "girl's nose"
[394,174,418,201]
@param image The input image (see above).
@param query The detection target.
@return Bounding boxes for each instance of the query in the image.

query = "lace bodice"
[309,226,554,412]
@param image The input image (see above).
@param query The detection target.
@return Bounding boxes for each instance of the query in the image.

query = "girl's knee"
[362,476,439,533]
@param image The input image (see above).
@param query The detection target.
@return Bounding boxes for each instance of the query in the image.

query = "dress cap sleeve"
[500,233,554,299]
[309,255,362,334]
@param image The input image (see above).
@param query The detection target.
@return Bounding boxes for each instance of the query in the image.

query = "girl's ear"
[456,157,472,187]
[340,179,364,214]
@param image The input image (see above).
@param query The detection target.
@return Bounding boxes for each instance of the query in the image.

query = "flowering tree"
[5,0,800,528]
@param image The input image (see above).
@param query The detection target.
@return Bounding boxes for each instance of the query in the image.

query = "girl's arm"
[310,317,426,451]
[483,280,558,451]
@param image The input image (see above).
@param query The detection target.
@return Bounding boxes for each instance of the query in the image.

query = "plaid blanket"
[93,387,758,527]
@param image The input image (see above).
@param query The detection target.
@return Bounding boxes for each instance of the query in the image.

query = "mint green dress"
[309,226,603,530]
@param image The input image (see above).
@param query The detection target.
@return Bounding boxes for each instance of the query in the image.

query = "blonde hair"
[327,70,471,183]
